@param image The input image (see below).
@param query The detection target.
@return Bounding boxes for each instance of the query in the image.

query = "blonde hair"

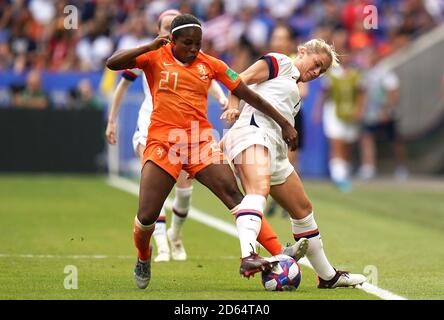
[298,39,340,69]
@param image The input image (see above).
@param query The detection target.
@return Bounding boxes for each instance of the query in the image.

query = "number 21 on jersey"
[159,71,179,91]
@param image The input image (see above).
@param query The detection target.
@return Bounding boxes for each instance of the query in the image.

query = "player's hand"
[220,108,240,124]
[148,36,170,51]
[281,122,298,151]
[106,121,117,145]
[218,96,229,110]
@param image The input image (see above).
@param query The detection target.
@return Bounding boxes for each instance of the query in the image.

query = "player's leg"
[389,120,408,180]
[329,138,351,192]
[167,170,193,261]
[134,160,176,289]
[136,143,171,262]
[270,171,366,288]
[358,128,377,180]
[193,159,277,277]
[232,145,270,258]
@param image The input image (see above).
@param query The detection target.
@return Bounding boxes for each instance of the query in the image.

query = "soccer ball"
[261,254,301,291]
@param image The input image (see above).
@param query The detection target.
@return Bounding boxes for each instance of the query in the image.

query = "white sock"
[291,212,336,280]
[153,205,169,253]
[329,158,348,182]
[235,194,266,258]
[171,186,193,236]
[173,186,193,214]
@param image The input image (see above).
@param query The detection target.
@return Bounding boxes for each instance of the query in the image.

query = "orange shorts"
[142,139,225,180]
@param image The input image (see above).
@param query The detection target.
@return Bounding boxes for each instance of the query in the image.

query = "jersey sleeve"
[121,68,142,82]
[259,53,292,80]
[135,51,154,70]
[211,58,241,91]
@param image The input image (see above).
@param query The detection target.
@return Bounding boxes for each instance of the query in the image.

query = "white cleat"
[167,228,187,261]
[281,238,309,262]
[154,249,170,263]
[318,269,367,289]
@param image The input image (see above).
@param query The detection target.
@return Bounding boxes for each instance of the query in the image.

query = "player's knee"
[243,179,270,197]
[255,181,270,197]
[223,183,244,206]
[298,199,313,216]
[137,207,158,226]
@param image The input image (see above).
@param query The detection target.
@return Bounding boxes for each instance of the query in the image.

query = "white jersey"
[231,53,302,133]
[223,53,301,185]
[122,68,153,151]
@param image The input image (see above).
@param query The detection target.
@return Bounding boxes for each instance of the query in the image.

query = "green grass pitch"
[0,175,443,299]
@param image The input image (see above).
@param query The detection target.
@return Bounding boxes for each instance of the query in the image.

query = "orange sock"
[257,216,282,255]
[133,217,155,262]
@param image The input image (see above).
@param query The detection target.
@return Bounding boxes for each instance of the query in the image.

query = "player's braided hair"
[170,14,202,39]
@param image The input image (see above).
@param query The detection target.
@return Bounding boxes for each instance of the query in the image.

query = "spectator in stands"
[12,70,50,109]
[76,18,113,71]
[314,48,365,192]
[0,32,13,71]
[67,79,103,110]
[357,46,408,181]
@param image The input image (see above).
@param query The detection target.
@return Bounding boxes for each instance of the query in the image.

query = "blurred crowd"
[0,0,442,73]
[1,0,443,181]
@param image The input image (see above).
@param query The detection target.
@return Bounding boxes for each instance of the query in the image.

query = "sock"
[257,216,282,255]
[173,186,193,214]
[171,186,193,236]
[329,158,348,183]
[133,216,155,263]
[152,205,169,253]
[234,194,266,258]
[291,212,336,280]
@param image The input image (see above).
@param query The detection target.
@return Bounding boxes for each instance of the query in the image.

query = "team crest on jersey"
[156,147,164,158]
[197,63,209,80]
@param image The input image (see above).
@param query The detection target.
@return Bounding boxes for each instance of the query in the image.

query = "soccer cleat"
[334,179,352,193]
[154,248,170,263]
[239,252,278,278]
[134,247,152,289]
[317,269,367,289]
[281,238,309,262]
[167,228,187,261]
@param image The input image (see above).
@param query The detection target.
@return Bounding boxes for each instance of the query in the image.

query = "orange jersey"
[135,43,241,142]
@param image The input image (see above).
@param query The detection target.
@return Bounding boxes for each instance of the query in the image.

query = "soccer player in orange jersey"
[107,14,302,289]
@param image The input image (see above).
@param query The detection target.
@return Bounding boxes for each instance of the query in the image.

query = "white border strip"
[108,175,407,300]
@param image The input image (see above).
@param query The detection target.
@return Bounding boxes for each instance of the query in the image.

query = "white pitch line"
[0,253,239,260]
[108,175,407,300]
[0,254,128,259]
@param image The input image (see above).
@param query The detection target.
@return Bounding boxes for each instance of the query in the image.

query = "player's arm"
[106,36,169,70]
[105,77,132,144]
[208,80,228,108]
[220,59,269,122]
[231,81,297,150]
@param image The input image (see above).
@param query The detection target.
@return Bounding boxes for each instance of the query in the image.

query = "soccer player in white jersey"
[106,9,229,263]
[221,39,367,288]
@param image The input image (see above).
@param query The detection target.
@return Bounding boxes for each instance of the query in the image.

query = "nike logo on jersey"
[163,62,174,66]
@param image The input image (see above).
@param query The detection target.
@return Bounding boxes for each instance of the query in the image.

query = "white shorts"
[323,101,360,143]
[223,125,294,186]
[132,101,152,153]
